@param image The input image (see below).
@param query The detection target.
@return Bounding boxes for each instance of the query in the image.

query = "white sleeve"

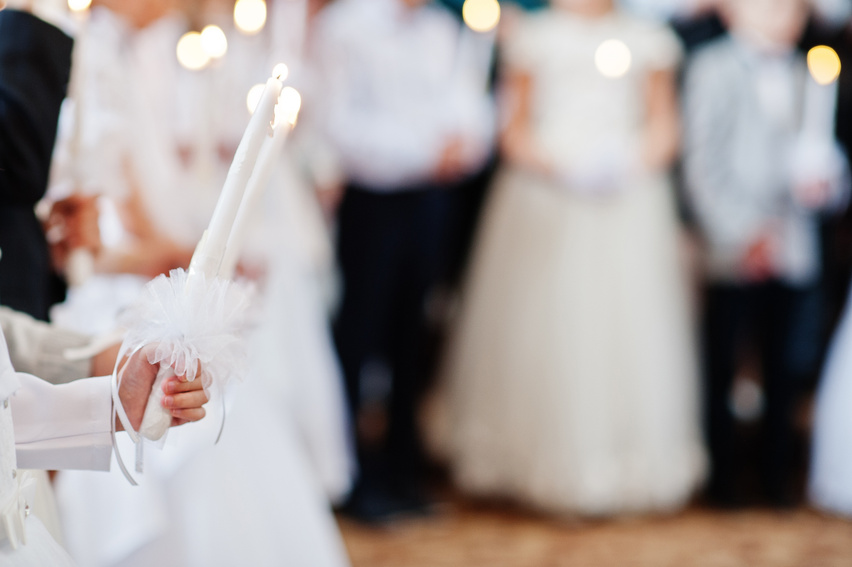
[11,373,113,471]
[682,49,764,255]
[311,19,445,185]
[0,306,92,385]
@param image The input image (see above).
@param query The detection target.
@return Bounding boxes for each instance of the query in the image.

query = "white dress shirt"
[0,325,112,555]
[311,0,495,190]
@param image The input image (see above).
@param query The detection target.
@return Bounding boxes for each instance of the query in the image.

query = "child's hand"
[116,346,207,431]
[160,373,208,426]
[741,232,776,282]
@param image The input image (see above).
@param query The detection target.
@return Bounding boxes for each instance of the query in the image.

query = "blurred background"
[5,0,852,564]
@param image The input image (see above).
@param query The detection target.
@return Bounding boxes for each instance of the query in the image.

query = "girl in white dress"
[437,0,706,516]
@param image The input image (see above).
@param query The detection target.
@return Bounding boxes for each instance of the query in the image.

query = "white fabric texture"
[311,0,495,190]
[0,307,91,385]
[432,10,706,516]
[0,515,76,567]
[0,324,113,564]
[810,282,852,516]
[56,358,352,567]
[50,7,352,565]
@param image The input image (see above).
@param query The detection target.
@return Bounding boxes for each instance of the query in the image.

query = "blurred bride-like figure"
[435,0,706,515]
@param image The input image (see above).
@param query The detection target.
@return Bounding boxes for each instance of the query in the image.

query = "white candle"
[803,75,839,141]
[803,45,842,141]
[218,87,302,279]
[189,75,283,279]
[456,0,500,94]
[65,17,97,287]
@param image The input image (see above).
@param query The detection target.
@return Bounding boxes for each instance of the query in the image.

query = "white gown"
[49,8,352,566]
[434,10,706,516]
[809,283,852,516]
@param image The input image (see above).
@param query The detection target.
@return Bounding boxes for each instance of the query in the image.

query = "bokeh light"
[808,45,842,86]
[278,86,302,126]
[272,63,289,82]
[234,0,267,35]
[462,0,501,33]
[68,0,92,12]
[176,31,211,71]
[246,83,265,115]
[595,39,632,79]
[201,25,228,59]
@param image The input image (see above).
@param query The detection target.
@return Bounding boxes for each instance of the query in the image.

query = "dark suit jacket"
[0,10,73,320]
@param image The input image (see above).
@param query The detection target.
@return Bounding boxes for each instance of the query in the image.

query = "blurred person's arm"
[94,176,193,278]
[0,306,91,384]
[499,70,553,176]
[642,69,680,172]
[44,193,102,275]
[0,8,72,206]
[682,46,774,275]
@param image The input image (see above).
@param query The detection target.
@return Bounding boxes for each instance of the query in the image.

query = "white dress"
[809,283,852,515]
[49,9,352,566]
[436,10,706,516]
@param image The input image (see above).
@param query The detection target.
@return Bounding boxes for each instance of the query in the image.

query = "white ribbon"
[0,471,35,550]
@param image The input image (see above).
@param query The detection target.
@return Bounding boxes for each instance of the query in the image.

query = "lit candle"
[66,14,95,288]
[189,73,283,279]
[456,0,501,94]
[803,45,842,141]
[218,86,302,279]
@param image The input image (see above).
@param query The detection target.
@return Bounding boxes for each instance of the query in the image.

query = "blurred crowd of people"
[5,0,852,564]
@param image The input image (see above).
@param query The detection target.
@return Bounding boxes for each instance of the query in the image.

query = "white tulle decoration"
[118,268,252,441]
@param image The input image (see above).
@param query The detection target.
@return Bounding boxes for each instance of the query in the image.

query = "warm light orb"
[68,0,92,12]
[808,45,842,86]
[595,39,632,79]
[176,31,211,71]
[201,25,228,59]
[272,63,289,82]
[277,86,302,126]
[462,0,500,33]
[246,83,266,115]
[234,0,267,35]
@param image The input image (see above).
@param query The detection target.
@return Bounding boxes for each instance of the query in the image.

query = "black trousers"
[702,281,821,502]
[333,185,452,484]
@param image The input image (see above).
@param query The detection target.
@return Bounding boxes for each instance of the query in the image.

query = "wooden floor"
[338,499,852,567]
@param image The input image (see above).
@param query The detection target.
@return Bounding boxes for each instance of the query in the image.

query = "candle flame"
[595,39,632,79]
[277,87,302,126]
[462,0,500,33]
[177,31,211,71]
[808,45,841,86]
[201,25,228,59]
[234,0,267,35]
[68,0,92,12]
[246,83,265,115]
[272,63,289,82]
